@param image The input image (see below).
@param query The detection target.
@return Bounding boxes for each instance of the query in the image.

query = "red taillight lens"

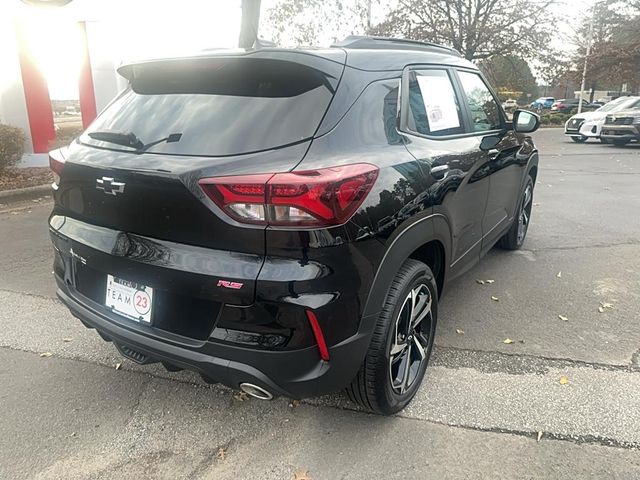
[199,163,378,227]
[49,147,67,185]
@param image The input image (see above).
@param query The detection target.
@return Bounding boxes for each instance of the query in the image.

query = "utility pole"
[577,2,597,114]
[239,0,262,49]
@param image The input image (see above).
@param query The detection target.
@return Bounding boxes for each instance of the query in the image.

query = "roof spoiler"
[331,35,462,57]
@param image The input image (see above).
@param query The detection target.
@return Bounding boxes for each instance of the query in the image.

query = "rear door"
[400,67,490,279]
[454,69,524,253]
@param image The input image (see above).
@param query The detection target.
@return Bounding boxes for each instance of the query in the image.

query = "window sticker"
[416,74,461,132]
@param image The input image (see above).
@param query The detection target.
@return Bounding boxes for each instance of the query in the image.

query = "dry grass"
[0,167,52,191]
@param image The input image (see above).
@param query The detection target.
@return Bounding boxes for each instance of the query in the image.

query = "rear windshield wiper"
[87,131,182,152]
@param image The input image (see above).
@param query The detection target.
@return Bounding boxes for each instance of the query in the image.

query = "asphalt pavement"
[1,128,640,479]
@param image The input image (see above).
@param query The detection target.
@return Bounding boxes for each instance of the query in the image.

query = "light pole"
[577,2,597,114]
[239,0,262,49]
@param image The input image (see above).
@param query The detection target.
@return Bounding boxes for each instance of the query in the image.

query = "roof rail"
[331,35,462,57]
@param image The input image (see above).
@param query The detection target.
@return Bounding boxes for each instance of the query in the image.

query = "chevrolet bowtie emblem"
[96,177,126,195]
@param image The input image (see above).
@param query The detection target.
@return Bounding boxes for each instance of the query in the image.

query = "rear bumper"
[56,278,375,398]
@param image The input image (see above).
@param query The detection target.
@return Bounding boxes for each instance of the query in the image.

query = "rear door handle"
[430,165,450,179]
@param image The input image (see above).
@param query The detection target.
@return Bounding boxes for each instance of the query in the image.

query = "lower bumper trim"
[57,285,375,399]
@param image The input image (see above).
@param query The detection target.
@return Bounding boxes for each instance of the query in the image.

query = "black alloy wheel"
[346,259,437,415]
[498,175,534,250]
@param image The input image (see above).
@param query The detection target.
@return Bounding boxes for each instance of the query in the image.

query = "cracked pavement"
[1,129,640,479]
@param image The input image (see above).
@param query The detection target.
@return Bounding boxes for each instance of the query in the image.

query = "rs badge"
[217,280,243,290]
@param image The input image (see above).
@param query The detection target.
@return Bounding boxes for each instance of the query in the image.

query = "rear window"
[81,57,340,156]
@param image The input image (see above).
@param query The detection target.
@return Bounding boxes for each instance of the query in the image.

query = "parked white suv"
[564,96,640,143]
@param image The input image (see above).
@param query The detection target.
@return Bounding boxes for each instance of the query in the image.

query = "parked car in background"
[551,98,599,114]
[601,109,640,146]
[48,36,540,415]
[565,96,640,143]
[529,97,554,110]
[502,99,518,109]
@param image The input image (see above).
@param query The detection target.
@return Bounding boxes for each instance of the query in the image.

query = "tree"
[479,55,539,101]
[370,0,558,61]
[263,0,370,46]
[567,1,640,95]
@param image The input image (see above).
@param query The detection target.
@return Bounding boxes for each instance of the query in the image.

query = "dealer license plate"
[105,275,153,323]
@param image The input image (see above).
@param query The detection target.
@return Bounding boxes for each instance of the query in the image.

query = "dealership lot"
[1,128,640,479]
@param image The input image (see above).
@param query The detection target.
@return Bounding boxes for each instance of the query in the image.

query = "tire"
[498,175,534,250]
[613,139,630,147]
[346,259,437,415]
[571,135,588,143]
[600,138,610,144]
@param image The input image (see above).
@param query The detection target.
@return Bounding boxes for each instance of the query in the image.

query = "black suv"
[49,36,539,415]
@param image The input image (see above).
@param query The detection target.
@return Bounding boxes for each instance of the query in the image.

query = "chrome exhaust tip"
[239,382,274,400]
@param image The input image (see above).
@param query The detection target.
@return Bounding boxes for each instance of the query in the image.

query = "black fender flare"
[362,212,452,320]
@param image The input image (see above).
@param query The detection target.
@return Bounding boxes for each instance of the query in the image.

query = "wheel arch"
[525,151,539,184]
[362,213,451,319]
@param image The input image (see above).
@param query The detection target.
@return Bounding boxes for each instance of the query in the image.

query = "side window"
[407,69,465,137]
[457,71,502,132]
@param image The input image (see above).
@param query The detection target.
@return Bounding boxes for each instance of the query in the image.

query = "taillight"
[49,147,67,186]
[199,163,378,227]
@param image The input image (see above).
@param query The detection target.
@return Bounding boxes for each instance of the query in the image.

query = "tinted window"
[457,71,502,132]
[81,58,338,156]
[407,70,464,136]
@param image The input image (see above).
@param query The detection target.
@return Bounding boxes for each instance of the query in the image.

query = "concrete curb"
[0,184,52,204]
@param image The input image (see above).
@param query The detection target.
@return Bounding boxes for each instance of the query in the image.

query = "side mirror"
[512,110,540,133]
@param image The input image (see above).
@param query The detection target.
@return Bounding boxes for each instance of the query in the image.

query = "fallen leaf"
[216,447,226,460]
[69,432,76,438]
[485,279,495,284]
[533,202,540,206]
[556,271,562,278]
[115,363,121,370]
[234,392,249,402]
[491,296,499,302]
[558,315,568,322]
[293,470,312,480]
[289,399,300,408]
[39,352,53,358]
[598,306,604,313]
[476,279,485,285]
[559,376,569,385]
[519,339,526,344]
[503,338,514,344]
[537,431,543,442]
[62,337,73,343]
[455,328,465,335]
[600,302,613,309]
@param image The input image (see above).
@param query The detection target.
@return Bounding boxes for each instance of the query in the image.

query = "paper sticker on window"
[416,74,461,132]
